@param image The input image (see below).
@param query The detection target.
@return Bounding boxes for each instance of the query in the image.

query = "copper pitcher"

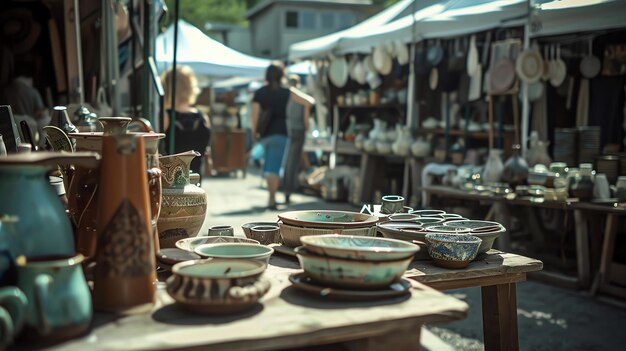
[93,133,155,313]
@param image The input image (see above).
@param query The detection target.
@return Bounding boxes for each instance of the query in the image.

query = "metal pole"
[521,1,531,156]
[142,0,152,125]
[73,0,84,104]
[169,0,180,154]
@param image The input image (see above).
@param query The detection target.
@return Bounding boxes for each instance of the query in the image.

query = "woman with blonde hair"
[161,65,210,180]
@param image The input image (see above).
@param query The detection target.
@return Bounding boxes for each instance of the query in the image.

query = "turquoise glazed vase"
[0,152,100,258]
[16,254,92,341]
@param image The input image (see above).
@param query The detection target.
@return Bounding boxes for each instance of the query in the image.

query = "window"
[285,11,298,28]
[321,13,335,28]
[337,13,354,29]
[301,11,316,29]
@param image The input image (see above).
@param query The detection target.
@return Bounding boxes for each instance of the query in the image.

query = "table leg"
[481,283,519,351]
[573,210,591,289]
[591,213,618,295]
[344,326,421,351]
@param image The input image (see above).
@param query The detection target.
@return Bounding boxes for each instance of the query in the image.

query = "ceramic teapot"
[0,152,99,258]
[483,149,504,183]
[392,125,412,156]
[411,136,431,157]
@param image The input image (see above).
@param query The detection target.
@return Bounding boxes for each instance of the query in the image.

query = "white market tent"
[530,0,626,38]
[156,20,270,78]
[288,0,432,60]
[335,0,528,54]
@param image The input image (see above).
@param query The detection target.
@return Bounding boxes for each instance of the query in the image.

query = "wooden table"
[423,185,626,293]
[406,250,543,351]
[45,263,468,351]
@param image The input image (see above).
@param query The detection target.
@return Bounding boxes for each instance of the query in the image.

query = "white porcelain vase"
[483,149,504,183]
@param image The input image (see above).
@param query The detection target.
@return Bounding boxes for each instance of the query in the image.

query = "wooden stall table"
[406,250,543,351]
[43,263,467,351]
[211,129,247,176]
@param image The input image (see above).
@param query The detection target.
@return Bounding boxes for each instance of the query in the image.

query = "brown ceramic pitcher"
[93,133,156,313]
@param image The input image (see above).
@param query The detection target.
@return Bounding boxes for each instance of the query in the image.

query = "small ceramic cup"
[380,195,405,214]
[248,225,281,245]
[208,225,234,237]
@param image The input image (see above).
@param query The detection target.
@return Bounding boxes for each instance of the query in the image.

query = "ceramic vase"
[369,119,386,142]
[392,126,411,156]
[157,151,207,249]
[483,149,504,183]
[93,134,156,313]
[0,152,99,259]
[502,144,529,187]
[411,136,431,157]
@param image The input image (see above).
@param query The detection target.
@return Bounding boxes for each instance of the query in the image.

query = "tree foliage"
[162,0,401,29]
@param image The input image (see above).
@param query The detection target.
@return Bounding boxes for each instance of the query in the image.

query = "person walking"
[250,62,313,210]
[282,74,313,204]
[161,65,211,182]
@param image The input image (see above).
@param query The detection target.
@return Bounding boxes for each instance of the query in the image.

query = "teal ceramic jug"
[0,152,100,258]
[0,216,20,286]
[16,254,91,341]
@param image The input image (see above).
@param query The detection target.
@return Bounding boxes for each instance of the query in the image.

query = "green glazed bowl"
[300,234,419,261]
[176,236,260,252]
[295,247,412,289]
[194,243,274,264]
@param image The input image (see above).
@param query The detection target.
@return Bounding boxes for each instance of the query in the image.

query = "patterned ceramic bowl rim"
[444,220,506,233]
[278,210,379,228]
[171,258,266,278]
[300,234,419,255]
[424,225,472,234]
[294,246,413,264]
[194,243,274,259]
[410,209,446,216]
[425,233,482,244]
[175,236,260,251]
[387,213,420,221]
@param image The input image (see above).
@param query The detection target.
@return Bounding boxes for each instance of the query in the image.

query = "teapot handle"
[0,307,15,348]
[34,274,53,336]
[0,286,27,345]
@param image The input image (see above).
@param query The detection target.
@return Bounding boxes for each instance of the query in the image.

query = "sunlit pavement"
[200,166,626,351]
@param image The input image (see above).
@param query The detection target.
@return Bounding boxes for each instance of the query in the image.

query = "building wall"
[249,2,374,59]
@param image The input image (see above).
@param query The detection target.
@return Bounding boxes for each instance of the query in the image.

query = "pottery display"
[300,234,419,261]
[0,152,99,258]
[166,259,270,314]
[289,273,411,301]
[279,222,377,248]
[176,236,259,252]
[502,144,529,187]
[391,125,412,156]
[295,246,412,289]
[93,134,156,313]
[425,233,482,269]
[375,140,392,154]
[194,243,274,265]
[0,286,27,348]
[157,151,207,248]
[248,225,281,245]
[16,254,91,341]
[369,119,386,142]
[483,149,504,183]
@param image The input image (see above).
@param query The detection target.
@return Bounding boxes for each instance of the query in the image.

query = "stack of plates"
[596,155,620,184]
[620,154,626,176]
[554,128,577,167]
[578,127,601,163]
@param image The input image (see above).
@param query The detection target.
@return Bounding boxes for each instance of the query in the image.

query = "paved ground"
[199,168,626,350]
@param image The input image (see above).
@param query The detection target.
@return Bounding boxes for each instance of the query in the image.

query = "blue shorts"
[261,134,287,176]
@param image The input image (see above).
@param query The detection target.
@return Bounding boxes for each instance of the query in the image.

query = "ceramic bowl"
[414,217,445,226]
[425,233,482,269]
[279,222,376,248]
[294,247,412,289]
[194,243,274,264]
[248,225,281,245]
[444,220,505,254]
[278,210,379,229]
[166,258,270,314]
[410,209,446,217]
[376,222,429,259]
[176,236,260,252]
[387,213,420,222]
[424,225,471,234]
[241,221,278,237]
[300,234,419,261]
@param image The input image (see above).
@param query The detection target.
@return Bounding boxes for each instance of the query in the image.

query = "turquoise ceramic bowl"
[443,220,506,254]
[295,247,413,289]
[414,217,445,227]
[176,236,260,252]
[194,243,274,264]
[425,233,482,269]
[387,213,420,222]
[410,209,446,217]
[299,234,419,261]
